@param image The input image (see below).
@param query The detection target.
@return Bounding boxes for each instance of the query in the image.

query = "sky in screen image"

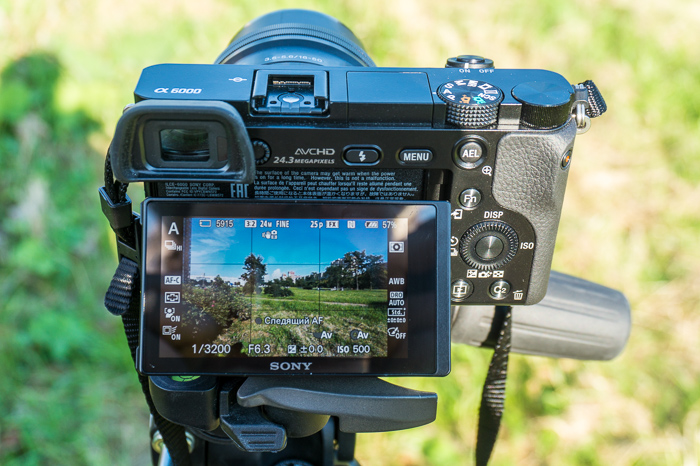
[188,218,388,281]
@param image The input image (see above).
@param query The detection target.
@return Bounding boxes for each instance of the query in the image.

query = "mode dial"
[437,79,504,128]
[511,81,574,129]
[459,221,519,270]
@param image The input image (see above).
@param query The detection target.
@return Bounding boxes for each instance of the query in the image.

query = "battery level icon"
[199,219,212,227]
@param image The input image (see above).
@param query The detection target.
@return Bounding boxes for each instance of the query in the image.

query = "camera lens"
[160,129,210,162]
[215,9,375,67]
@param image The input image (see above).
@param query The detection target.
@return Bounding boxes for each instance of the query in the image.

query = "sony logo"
[270,362,313,371]
[294,148,335,156]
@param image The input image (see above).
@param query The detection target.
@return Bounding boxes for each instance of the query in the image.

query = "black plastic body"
[121,64,577,306]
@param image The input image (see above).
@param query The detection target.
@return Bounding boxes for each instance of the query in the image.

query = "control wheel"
[459,221,519,270]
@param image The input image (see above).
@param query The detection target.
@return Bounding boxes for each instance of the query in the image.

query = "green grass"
[319,288,387,305]
[254,287,387,306]
[1,0,699,464]
[245,289,388,356]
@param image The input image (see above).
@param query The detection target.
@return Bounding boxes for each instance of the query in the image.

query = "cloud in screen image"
[188,219,251,267]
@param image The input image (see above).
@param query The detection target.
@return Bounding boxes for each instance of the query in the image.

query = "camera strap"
[101,154,193,466]
[475,306,513,466]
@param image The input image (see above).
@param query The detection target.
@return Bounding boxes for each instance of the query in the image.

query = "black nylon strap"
[112,262,193,466]
[103,150,129,203]
[105,256,193,466]
[102,152,192,466]
[104,258,139,316]
[475,306,513,466]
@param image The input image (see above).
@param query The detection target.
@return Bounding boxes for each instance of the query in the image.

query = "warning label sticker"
[253,169,423,200]
[156,169,424,200]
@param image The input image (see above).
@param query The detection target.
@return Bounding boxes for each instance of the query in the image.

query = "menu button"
[399,149,433,164]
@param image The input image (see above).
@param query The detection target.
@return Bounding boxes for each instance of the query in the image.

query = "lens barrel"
[215,9,375,67]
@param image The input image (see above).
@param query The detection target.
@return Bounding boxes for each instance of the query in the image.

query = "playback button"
[344,147,380,164]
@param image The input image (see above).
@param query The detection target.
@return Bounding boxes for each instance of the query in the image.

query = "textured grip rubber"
[451,271,631,360]
[492,119,578,304]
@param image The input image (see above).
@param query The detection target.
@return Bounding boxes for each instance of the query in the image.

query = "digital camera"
[105,9,604,377]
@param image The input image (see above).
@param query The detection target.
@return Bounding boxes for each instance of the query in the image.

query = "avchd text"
[295,148,335,156]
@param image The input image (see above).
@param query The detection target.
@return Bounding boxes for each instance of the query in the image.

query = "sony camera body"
[107,11,596,378]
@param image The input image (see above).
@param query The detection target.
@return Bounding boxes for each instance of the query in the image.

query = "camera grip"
[492,119,577,304]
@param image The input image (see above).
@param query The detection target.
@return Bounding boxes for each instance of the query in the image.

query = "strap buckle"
[99,186,141,263]
[572,80,608,134]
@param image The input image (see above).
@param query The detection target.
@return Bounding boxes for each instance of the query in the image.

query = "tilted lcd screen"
[139,200,449,376]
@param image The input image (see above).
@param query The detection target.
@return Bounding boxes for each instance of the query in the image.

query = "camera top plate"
[134,64,572,129]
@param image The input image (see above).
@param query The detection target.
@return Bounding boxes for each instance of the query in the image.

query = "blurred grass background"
[1,0,699,464]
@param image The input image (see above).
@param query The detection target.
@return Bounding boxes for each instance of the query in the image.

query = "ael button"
[344,147,380,165]
[453,136,487,169]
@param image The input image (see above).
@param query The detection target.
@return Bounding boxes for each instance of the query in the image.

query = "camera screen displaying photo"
[139,200,449,376]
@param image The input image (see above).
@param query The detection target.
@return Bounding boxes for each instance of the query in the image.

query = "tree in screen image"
[362,254,388,290]
[181,275,252,338]
[320,251,387,291]
[241,253,266,295]
[264,279,294,298]
[342,250,367,290]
